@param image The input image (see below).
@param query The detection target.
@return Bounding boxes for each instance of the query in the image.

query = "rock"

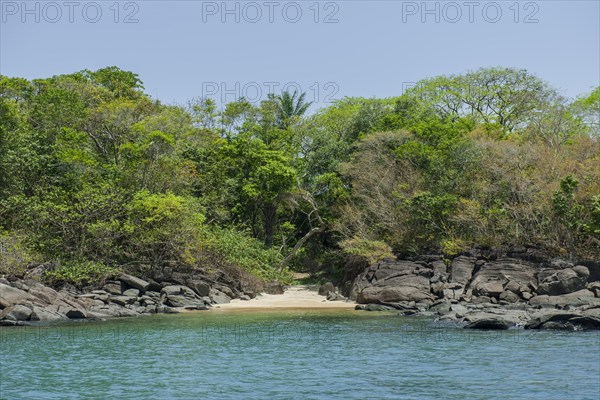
[524,311,600,330]
[499,290,520,303]
[504,280,521,294]
[161,285,195,297]
[122,288,140,297]
[469,259,537,298]
[103,282,122,295]
[118,273,150,292]
[65,309,86,319]
[164,295,189,307]
[358,279,434,303]
[209,289,231,304]
[264,281,284,295]
[0,304,32,321]
[449,256,476,287]
[213,284,237,299]
[318,282,335,296]
[538,267,589,296]
[30,306,67,322]
[473,281,505,298]
[471,296,491,304]
[586,282,600,297]
[239,295,251,301]
[464,318,510,330]
[529,290,600,307]
[109,296,136,306]
[354,304,395,311]
[156,305,179,314]
[441,283,463,300]
[0,283,35,308]
[187,280,210,297]
[521,292,533,300]
[326,291,347,301]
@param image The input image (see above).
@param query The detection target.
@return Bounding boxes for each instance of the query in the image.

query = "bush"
[339,237,393,264]
[44,260,118,287]
[0,231,39,276]
[201,226,293,284]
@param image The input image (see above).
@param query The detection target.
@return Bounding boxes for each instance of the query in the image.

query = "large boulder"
[464,318,510,330]
[263,282,284,295]
[187,280,210,297]
[318,282,335,296]
[358,276,434,303]
[537,266,589,295]
[468,258,537,299]
[118,273,150,293]
[209,288,231,304]
[449,256,476,287]
[0,283,35,308]
[0,304,33,321]
[353,260,434,304]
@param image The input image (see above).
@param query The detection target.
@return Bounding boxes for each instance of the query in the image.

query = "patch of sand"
[211,285,355,311]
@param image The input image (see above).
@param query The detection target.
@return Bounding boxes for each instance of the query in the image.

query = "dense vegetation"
[0,67,598,286]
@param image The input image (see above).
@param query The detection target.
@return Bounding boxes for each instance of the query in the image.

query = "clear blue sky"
[1,0,599,109]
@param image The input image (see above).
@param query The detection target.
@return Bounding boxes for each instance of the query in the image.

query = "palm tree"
[274,90,312,129]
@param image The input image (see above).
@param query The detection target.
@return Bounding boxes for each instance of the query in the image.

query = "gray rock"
[239,295,251,301]
[30,306,67,322]
[264,281,285,295]
[118,273,150,292]
[209,289,231,304]
[122,288,140,297]
[110,296,136,306]
[326,291,347,301]
[165,295,202,308]
[318,282,335,296]
[354,304,396,311]
[103,282,122,295]
[0,283,35,308]
[65,309,86,319]
[504,280,521,294]
[0,304,32,321]
[450,256,476,287]
[529,290,599,307]
[464,318,510,330]
[187,280,210,297]
[499,290,520,303]
[521,292,533,300]
[524,311,595,330]
[161,285,196,297]
[538,267,589,296]
[156,305,179,314]
[358,278,434,303]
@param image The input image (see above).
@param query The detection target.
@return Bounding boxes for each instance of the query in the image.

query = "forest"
[1,66,598,288]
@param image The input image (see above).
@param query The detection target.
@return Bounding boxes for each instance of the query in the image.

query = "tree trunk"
[263,202,277,247]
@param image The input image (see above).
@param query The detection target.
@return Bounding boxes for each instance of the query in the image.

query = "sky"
[1,0,599,110]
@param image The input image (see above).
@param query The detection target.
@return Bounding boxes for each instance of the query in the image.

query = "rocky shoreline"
[0,266,283,326]
[345,248,600,330]
[2,247,600,331]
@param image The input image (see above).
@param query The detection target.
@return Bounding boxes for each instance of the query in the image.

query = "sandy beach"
[211,285,356,311]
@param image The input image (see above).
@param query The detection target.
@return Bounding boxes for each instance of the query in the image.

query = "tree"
[272,90,312,129]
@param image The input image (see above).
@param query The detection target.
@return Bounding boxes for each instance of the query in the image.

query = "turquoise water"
[1,310,599,399]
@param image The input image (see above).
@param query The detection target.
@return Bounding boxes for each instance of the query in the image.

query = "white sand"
[211,285,356,311]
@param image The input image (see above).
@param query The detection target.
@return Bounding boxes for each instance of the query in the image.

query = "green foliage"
[44,260,118,287]
[1,66,598,289]
[201,226,293,283]
[339,237,394,264]
[0,231,39,276]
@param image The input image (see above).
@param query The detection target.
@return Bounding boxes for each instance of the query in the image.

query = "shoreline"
[210,285,356,311]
